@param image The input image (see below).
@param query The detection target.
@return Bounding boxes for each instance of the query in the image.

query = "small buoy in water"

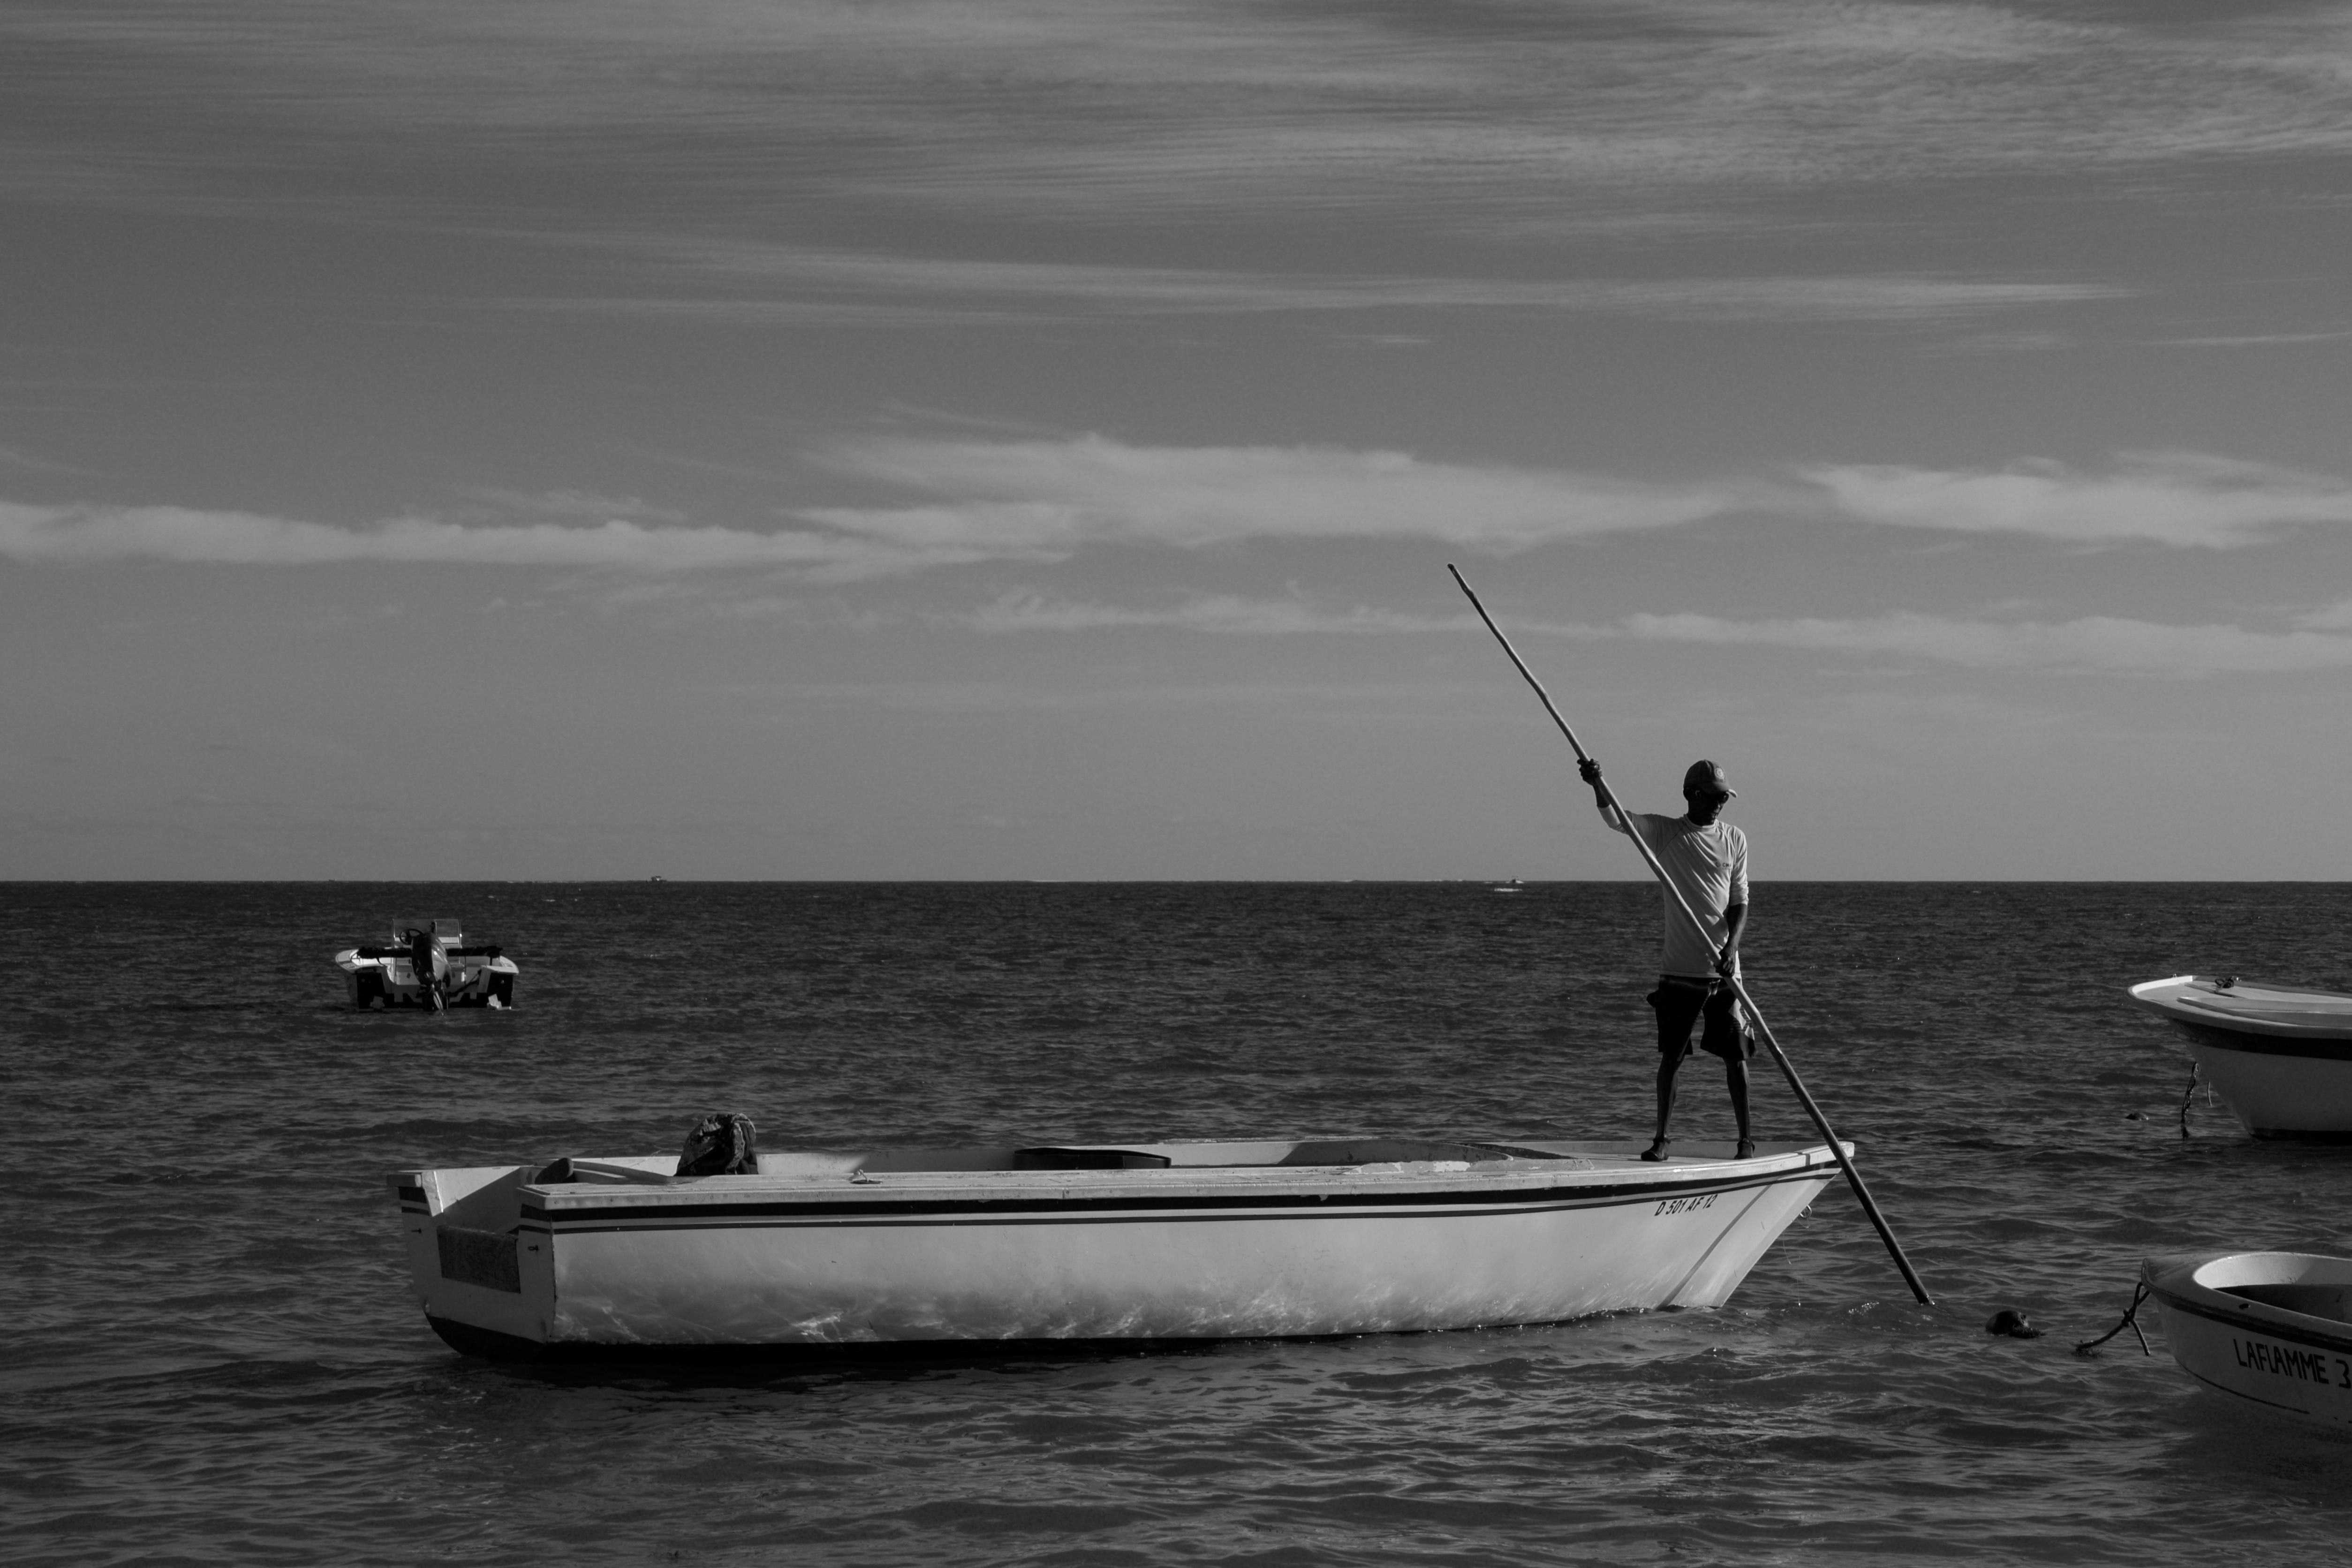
[2124,1112,2147,1121]
[1985,1308,2043,1339]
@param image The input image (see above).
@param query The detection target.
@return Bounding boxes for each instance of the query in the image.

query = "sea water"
[5,881,2352,1565]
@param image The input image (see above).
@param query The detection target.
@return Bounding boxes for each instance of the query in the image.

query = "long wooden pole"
[1448,564,1934,1307]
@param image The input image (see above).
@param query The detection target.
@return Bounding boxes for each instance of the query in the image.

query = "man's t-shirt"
[1605,809,1749,978]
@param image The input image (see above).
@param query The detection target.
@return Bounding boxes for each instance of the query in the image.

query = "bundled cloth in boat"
[676,1113,757,1176]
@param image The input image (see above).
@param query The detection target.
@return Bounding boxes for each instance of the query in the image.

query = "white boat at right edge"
[2128,975,2352,1137]
[389,1136,1847,1357]
[2143,1252,2352,1432]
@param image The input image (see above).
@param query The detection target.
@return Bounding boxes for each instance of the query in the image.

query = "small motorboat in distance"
[2128,975,2352,1136]
[337,920,518,1011]
[2142,1252,2352,1432]
[389,1135,1846,1357]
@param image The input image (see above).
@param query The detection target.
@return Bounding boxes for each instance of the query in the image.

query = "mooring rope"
[2073,1280,2152,1356]
[2177,1062,2200,1138]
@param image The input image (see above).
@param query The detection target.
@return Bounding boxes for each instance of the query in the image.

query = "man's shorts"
[1646,975,1756,1063]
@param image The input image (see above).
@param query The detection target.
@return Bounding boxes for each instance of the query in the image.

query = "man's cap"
[1683,759,1736,797]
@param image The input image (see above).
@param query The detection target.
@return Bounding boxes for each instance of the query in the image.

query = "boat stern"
[340,921,520,1009]
[387,1166,557,1354]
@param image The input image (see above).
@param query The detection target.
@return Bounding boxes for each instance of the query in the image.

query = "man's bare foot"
[1640,1136,1672,1162]
[1735,1137,1756,1159]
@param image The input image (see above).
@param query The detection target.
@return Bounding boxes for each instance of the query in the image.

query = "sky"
[4,0,2351,880]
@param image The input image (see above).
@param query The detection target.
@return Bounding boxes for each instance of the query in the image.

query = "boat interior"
[2190,1253,2352,1326]
[525,1137,1600,1184]
[2217,1281,2352,1323]
[816,1137,1574,1173]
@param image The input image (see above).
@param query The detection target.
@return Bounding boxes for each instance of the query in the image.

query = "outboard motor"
[405,925,450,1013]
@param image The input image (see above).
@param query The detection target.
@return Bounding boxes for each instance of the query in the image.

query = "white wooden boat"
[336,920,518,1011]
[2128,975,2352,1136]
[2142,1252,2352,1431]
[388,1135,1846,1357]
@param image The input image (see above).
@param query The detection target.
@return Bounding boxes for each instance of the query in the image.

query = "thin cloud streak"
[963,591,2352,679]
[968,592,1460,635]
[0,502,992,579]
[2155,328,2352,348]
[2,435,1756,580]
[500,240,2121,324]
[0,443,98,477]
[1617,611,2352,677]
[808,435,1767,552]
[777,678,1424,716]
[1810,452,2352,548]
[820,440,2352,554]
[453,489,689,523]
[15,439,2352,575]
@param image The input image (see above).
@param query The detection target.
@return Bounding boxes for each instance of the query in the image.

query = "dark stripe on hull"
[526,1167,1818,1229]
[2170,1019,2352,1062]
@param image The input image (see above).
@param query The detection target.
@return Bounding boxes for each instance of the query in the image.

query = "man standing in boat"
[1576,757,1753,1162]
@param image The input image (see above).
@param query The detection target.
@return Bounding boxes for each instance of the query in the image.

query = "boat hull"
[391,1138,1844,1356]
[342,962,518,1010]
[2143,1252,2352,1431]
[2128,976,2352,1137]
[337,947,518,1010]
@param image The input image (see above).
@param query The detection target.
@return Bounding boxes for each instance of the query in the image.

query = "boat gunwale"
[493,1144,1847,1220]
[519,1165,1840,1232]
[2129,976,2352,1042]
[2142,1251,2352,1358]
[2161,1023,2352,1063]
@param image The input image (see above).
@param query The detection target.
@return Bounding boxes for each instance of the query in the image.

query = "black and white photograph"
[6,2,2352,1562]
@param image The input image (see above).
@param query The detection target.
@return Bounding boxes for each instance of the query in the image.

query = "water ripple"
[4,881,2352,1563]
